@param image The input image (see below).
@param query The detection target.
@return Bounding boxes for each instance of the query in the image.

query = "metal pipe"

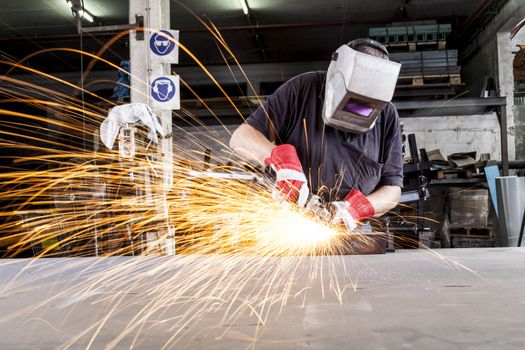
[181,16,461,32]
[0,16,461,42]
[518,207,525,247]
[458,0,491,35]
[80,23,140,33]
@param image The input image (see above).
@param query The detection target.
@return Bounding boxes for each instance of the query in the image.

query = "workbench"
[0,248,524,349]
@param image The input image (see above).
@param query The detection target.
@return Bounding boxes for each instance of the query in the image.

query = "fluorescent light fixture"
[66,0,94,22]
[239,0,249,15]
[66,0,80,10]
[79,10,94,22]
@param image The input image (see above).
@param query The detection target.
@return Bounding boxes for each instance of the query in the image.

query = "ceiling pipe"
[0,15,463,42]
[241,3,268,61]
[182,16,462,32]
[457,0,491,36]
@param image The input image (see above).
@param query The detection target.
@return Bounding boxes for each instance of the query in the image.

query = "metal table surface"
[0,248,524,349]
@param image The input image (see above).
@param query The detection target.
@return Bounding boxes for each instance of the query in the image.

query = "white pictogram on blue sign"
[151,77,176,102]
[150,30,175,56]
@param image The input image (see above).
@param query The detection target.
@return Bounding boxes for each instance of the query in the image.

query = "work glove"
[330,189,375,232]
[264,144,309,207]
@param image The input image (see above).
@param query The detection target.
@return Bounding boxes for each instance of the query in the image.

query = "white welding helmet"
[322,39,401,133]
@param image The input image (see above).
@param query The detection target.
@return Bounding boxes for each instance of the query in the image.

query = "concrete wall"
[461,34,499,99]
[459,26,515,161]
[460,0,525,161]
[512,25,525,160]
[402,114,501,161]
[173,116,504,167]
[514,96,525,159]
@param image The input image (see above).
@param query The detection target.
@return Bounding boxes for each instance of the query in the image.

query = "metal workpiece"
[302,194,372,239]
[304,193,332,222]
[1,249,525,349]
[496,176,525,246]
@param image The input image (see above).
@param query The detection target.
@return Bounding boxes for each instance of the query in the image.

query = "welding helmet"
[322,39,401,133]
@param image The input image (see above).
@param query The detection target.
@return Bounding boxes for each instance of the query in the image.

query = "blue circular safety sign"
[149,30,175,56]
[151,77,176,102]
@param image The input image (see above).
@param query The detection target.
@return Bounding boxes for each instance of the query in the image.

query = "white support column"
[129,0,175,254]
[149,0,173,192]
[129,0,173,190]
[497,32,516,161]
[129,0,148,105]
[130,0,173,104]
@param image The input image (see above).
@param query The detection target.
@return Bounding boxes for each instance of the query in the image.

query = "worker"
[229,38,403,230]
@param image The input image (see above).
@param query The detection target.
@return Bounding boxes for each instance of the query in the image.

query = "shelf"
[430,177,487,185]
[394,97,509,176]
[393,97,506,118]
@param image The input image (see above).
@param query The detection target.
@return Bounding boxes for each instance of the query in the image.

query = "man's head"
[347,38,389,60]
[322,38,401,133]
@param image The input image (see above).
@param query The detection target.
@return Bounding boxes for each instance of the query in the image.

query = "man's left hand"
[330,189,375,232]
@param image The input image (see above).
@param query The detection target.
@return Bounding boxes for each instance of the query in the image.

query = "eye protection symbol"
[155,39,170,47]
[150,31,175,56]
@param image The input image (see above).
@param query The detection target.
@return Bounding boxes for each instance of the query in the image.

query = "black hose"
[518,207,525,247]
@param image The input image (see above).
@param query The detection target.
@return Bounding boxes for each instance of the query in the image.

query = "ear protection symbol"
[152,79,174,101]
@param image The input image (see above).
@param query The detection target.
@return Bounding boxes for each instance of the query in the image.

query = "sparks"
[0,18,464,350]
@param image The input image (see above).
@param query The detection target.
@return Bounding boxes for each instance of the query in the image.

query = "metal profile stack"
[370,23,451,51]
[390,50,461,86]
[369,23,462,97]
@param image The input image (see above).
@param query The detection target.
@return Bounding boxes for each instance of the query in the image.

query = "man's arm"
[230,123,310,205]
[229,123,274,166]
[331,185,400,232]
[366,185,401,217]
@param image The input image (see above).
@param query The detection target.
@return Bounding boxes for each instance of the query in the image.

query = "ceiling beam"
[0,15,465,42]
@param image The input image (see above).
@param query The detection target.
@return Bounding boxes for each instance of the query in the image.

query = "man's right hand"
[264,144,309,207]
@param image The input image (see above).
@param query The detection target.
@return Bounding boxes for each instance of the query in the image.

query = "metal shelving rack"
[394,97,509,175]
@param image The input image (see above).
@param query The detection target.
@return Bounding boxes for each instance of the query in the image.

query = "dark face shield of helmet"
[322,45,401,133]
[343,100,374,117]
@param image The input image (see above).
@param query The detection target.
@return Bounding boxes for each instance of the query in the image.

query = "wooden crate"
[448,225,494,238]
[448,188,490,227]
[397,73,461,86]
[451,235,496,248]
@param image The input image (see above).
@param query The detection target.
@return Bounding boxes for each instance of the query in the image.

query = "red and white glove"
[264,144,309,207]
[330,189,375,232]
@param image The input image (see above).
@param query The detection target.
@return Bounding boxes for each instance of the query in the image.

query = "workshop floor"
[0,248,524,349]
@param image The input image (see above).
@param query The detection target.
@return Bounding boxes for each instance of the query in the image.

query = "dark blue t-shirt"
[246,71,403,202]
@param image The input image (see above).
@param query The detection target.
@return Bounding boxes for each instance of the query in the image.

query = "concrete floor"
[0,248,524,349]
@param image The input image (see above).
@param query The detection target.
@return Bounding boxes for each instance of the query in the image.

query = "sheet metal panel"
[1,249,525,349]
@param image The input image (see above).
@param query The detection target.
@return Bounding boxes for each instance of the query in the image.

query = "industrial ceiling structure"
[1,1,525,349]
[0,0,505,72]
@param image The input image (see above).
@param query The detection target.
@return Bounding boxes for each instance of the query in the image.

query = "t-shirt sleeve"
[379,104,404,188]
[245,78,298,142]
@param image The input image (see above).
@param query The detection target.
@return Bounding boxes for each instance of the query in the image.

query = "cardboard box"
[449,188,489,227]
